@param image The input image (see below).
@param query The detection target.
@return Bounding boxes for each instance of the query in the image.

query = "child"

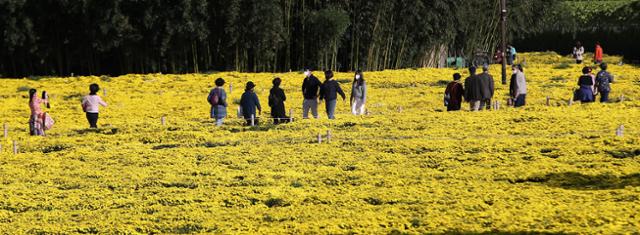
[81,84,108,128]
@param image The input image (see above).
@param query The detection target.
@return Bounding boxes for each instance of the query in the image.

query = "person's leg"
[302,99,310,119]
[472,100,481,111]
[86,113,98,128]
[358,101,366,115]
[600,91,609,103]
[311,99,319,119]
[328,100,337,119]
[351,101,357,115]
[485,99,492,110]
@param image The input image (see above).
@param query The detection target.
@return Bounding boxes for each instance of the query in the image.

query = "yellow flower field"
[0,52,639,234]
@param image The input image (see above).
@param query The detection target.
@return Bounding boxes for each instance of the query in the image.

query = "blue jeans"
[600,90,609,103]
[514,94,526,107]
[325,99,337,119]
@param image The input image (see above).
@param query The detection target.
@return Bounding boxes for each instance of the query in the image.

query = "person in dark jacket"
[240,81,262,126]
[478,65,495,110]
[576,67,595,103]
[444,73,464,111]
[269,77,289,124]
[319,70,346,119]
[301,67,321,119]
[208,78,228,126]
[595,63,614,103]
[464,66,482,111]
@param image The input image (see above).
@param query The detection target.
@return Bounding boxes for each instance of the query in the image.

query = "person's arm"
[254,93,261,114]
[319,83,325,101]
[349,84,354,104]
[221,90,228,107]
[337,83,346,101]
[301,79,307,95]
[362,81,367,103]
[280,89,286,102]
[98,96,108,107]
[489,77,495,98]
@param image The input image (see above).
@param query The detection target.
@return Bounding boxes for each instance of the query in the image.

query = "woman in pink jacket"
[28,89,49,136]
[81,84,108,128]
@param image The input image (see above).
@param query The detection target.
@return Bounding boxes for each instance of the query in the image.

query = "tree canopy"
[0,0,636,77]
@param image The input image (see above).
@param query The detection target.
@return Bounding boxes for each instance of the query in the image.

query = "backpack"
[596,72,611,91]
[208,88,219,106]
[268,91,280,107]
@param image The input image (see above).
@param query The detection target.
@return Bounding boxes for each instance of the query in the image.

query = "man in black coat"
[301,67,321,119]
[464,66,482,111]
[478,65,495,110]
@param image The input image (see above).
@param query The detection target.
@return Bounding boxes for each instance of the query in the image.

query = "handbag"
[43,113,55,130]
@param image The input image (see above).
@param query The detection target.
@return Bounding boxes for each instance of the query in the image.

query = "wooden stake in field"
[3,123,7,138]
[495,101,501,110]
[161,116,166,125]
[546,96,550,106]
[620,95,625,102]
[289,109,294,122]
[13,141,18,154]
[616,125,624,137]
[103,88,107,97]
[229,84,233,93]
[317,133,322,144]
[568,98,573,106]
[326,130,332,143]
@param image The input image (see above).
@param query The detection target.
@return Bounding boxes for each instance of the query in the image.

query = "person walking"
[478,65,495,110]
[208,78,228,126]
[507,45,517,65]
[594,42,604,64]
[576,67,595,103]
[240,82,262,126]
[301,67,321,119]
[319,70,346,119]
[28,89,49,136]
[595,63,614,103]
[444,73,464,111]
[510,64,527,108]
[350,70,367,115]
[269,77,289,124]
[81,84,108,128]
[573,41,585,64]
[464,66,482,111]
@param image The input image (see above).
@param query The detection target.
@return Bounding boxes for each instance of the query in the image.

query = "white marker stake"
[103,88,107,97]
[161,116,166,126]
[616,125,624,137]
[326,130,332,143]
[13,141,18,155]
[289,109,294,122]
[317,133,322,144]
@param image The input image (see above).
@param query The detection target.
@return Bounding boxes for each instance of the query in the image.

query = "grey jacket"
[350,81,367,102]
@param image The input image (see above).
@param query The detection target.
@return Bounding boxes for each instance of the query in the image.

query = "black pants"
[86,112,99,128]
[447,103,461,111]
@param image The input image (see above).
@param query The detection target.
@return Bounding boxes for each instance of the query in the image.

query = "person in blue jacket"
[240,81,262,126]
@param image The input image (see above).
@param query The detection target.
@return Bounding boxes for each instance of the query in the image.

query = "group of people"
[28,84,108,136]
[25,51,616,134]
[444,64,528,112]
[208,68,368,126]
[573,41,604,65]
[575,63,615,103]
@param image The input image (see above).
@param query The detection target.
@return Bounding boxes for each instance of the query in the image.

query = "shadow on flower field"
[510,172,640,190]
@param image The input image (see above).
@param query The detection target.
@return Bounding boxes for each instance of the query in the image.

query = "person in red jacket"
[594,42,603,64]
[444,73,464,111]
